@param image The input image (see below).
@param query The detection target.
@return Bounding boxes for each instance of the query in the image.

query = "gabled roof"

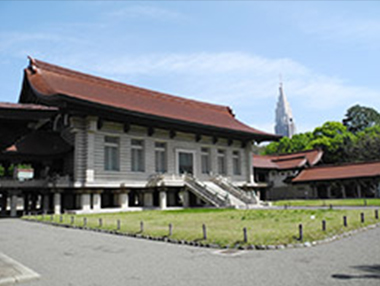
[253,149,323,170]
[292,161,380,183]
[21,58,279,142]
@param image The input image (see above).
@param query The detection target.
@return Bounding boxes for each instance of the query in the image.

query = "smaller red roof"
[253,149,323,170]
[292,161,380,183]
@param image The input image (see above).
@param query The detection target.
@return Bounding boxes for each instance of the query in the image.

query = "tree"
[343,104,380,133]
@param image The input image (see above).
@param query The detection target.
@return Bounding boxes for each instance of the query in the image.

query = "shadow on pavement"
[332,264,380,280]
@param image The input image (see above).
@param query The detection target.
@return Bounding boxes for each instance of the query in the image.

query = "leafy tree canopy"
[343,104,380,133]
[263,105,380,163]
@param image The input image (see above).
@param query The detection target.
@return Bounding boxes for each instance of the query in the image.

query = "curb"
[23,218,380,251]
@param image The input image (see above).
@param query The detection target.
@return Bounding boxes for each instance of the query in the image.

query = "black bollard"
[117,219,121,231]
[343,216,347,227]
[360,212,365,223]
[322,220,326,231]
[375,209,379,220]
[243,227,248,243]
[169,223,173,236]
[140,221,144,233]
[298,224,303,241]
[202,224,207,240]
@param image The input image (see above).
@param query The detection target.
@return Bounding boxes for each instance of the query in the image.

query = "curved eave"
[22,72,279,142]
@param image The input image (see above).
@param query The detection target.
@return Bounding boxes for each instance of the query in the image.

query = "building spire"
[274,81,296,138]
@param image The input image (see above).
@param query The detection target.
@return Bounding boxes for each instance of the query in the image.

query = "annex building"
[0,58,279,216]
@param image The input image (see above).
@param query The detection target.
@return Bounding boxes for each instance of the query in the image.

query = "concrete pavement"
[0,219,379,286]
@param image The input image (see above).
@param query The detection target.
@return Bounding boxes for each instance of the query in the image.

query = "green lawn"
[23,208,379,247]
[272,198,380,207]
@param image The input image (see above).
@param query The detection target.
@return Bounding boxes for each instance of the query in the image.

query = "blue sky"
[1,1,380,135]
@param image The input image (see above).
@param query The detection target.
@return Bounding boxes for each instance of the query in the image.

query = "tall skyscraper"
[275,82,296,138]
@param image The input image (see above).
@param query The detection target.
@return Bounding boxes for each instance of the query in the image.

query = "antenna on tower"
[279,73,283,88]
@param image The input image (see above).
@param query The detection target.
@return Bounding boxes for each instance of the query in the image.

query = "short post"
[59,215,63,223]
[168,223,173,237]
[140,221,144,233]
[99,218,102,227]
[117,219,121,231]
[243,227,248,243]
[284,204,288,210]
[71,216,74,224]
[375,209,379,220]
[83,217,87,227]
[343,216,347,227]
[329,204,333,210]
[360,212,365,223]
[202,224,207,240]
[322,220,326,231]
[298,224,303,241]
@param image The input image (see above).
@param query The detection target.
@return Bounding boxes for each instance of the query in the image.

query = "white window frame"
[155,141,167,173]
[175,149,196,175]
[201,147,211,174]
[217,149,227,175]
[104,136,120,172]
[131,139,145,172]
[232,150,241,175]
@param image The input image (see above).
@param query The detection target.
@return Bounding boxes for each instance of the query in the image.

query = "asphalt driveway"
[0,219,379,286]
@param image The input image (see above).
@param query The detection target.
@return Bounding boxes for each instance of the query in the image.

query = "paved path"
[0,219,379,286]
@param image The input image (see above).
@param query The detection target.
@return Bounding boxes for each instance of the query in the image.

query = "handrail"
[184,175,229,207]
[211,176,258,204]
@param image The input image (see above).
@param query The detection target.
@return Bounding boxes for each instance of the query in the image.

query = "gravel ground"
[0,219,379,286]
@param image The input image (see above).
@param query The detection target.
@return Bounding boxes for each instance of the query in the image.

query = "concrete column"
[326,185,332,198]
[10,193,18,217]
[143,192,153,207]
[159,191,167,210]
[120,193,129,210]
[81,193,91,211]
[357,184,362,198]
[43,194,50,214]
[341,185,347,199]
[179,190,189,207]
[93,193,101,211]
[54,193,61,215]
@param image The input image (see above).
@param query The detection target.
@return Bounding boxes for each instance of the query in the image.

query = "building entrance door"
[178,151,194,175]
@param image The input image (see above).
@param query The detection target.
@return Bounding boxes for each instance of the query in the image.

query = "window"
[131,139,145,172]
[217,149,226,175]
[201,148,211,174]
[232,150,241,175]
[155,142,167,173]
[104,136,119,171]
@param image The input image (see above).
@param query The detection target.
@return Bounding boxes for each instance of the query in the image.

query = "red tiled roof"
[292,161,380,183]
[253,149,323,170]
[23,58,278,140]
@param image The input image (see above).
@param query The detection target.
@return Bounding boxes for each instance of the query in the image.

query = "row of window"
[104,136,242,175]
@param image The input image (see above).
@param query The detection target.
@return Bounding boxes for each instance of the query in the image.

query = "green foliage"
[264,108,380,163]
[343,104,380,133]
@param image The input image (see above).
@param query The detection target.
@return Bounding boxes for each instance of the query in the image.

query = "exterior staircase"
[211,175,259,205]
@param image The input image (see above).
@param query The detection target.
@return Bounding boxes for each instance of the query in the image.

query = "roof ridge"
[33,59,231,114]
[272,155,306,162]
[306,160,380,169]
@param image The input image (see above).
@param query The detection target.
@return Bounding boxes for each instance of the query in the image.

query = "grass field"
[272,198,380,207]
[24,208,380,247]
